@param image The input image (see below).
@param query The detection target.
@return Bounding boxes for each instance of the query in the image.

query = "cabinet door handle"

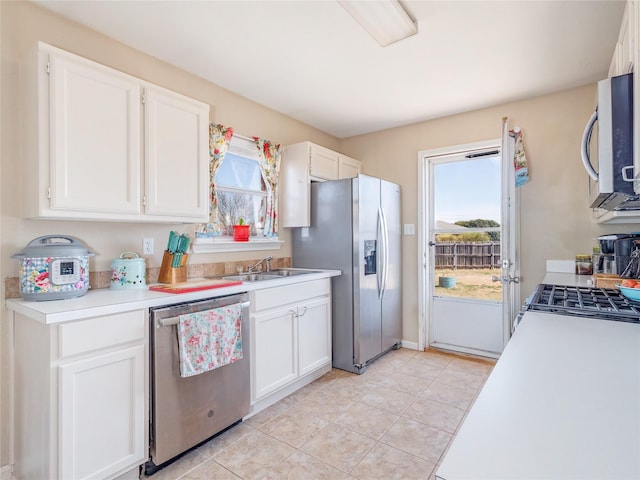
[297,307,307,317]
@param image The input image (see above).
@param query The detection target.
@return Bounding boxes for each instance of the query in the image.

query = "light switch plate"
[403,224,415,235]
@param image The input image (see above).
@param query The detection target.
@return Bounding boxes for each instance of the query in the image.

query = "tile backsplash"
[4,256,291,299]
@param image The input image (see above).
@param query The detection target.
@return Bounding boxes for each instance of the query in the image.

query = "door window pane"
[432,154,502,301]
[433,156,501,226]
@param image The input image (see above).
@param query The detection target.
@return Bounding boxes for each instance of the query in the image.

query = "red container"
[232,225,250,241]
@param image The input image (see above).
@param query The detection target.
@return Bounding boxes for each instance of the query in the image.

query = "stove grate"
[526,284,640,324]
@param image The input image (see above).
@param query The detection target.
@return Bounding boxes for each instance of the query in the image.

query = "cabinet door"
[309,144,339,180]
[144,86,209,221]
[281,142,312,227]
[252,309,297,402]
[59,345,145,480]
[297,297,332,376]
[49,53,142,215]
[339,155,362,179]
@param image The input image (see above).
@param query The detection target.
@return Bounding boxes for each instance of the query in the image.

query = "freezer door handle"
[378,207,389,299]
[382,208,389,296]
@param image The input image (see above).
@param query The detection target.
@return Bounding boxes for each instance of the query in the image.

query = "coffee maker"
[595,234,640,275]
[614,235,640,276]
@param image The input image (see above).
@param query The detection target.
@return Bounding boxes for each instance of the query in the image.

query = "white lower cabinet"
[297,298,331,376]
[253,308,297,399]
[59,345,145,480]
[250,279,332,409]
[12,309,147,480]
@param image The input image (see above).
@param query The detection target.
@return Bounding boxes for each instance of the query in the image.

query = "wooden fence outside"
[434,242,501,269]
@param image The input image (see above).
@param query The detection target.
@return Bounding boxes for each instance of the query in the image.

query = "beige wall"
[339,86,640,343]
[3,0,640,473]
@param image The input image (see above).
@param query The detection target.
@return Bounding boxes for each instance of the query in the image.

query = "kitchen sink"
[221,269,322,283]
[268,268,321,276]
[222,273,281,282]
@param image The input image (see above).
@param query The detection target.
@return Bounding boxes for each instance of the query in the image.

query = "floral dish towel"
[177,303,243,378]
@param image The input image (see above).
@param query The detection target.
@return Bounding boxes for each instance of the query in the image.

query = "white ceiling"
[34,0,625,138]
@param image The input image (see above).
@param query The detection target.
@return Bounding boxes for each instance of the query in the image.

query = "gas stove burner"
[525,284,640,324]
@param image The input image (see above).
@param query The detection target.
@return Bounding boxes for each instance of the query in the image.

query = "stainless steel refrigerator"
[291,174,402,374]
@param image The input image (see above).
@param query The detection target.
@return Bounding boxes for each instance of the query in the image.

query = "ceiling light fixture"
[338,0,417,47]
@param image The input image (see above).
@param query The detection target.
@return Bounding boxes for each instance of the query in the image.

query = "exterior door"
[419,137,517,358]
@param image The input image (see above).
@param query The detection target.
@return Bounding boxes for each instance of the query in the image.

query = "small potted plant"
[232,218,250,242]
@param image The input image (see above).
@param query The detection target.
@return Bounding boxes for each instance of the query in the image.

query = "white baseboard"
[0,464,13,480]
[401,340,419,350]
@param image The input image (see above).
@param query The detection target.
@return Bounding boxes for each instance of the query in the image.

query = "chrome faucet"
[248,256,273,273]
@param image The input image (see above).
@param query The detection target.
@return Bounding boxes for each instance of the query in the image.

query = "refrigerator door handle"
[377,207,383,299]
[379,207,389,298]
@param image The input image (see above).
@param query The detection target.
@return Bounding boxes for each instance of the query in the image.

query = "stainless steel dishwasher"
[146,292,250,473]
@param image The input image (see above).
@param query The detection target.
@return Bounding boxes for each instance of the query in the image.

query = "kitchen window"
[215,147,267,236]
[193,133,283,253]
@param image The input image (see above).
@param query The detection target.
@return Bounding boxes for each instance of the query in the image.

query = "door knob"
[492,275,520,284]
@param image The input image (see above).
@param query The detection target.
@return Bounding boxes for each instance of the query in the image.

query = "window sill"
[192,237,284,254]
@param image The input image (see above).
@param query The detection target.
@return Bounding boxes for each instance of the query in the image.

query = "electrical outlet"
[143,238,154,255]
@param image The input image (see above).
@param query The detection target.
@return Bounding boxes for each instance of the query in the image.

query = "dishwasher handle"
[157,301,250,327]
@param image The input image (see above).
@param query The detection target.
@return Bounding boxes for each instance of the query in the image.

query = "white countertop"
[6,269,341,324]
[436,311,640,479]
[543,272,594,287]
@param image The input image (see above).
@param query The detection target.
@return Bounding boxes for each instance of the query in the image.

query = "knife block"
[158,250,188,284]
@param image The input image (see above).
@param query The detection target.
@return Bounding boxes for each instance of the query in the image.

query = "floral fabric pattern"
[510,127,530,187]
[177,303,243,378]
[110,265,146,288]
[254,138,282,237]
[196,124,234,236]
[18,256,89,295]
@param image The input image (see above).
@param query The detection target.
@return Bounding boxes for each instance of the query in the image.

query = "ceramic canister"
[110,252,147,289]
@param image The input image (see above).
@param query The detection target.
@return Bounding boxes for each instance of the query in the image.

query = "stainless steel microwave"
[581,72,635,211]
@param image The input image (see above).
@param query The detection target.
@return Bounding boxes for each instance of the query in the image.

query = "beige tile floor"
[148,348,495,480]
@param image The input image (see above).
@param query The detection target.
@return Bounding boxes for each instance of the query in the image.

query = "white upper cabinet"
[609,1,639,197]
[338,154,362,179]
[24,43,210,223]
[608,1,635,77]
[309,144,339,180]
[48,52,142,216]
[632,0,639,193]
[143,86,209,220]
[281,141,362,227]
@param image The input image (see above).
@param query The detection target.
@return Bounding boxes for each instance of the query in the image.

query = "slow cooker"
[13,235,94,301]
